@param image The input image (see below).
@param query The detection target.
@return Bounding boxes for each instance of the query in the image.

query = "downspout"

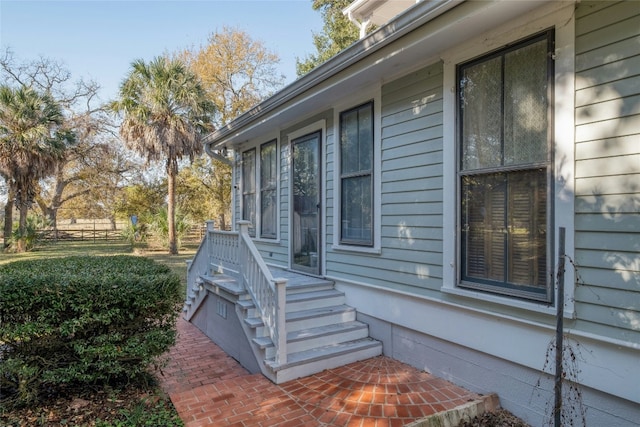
[345,10,372,39]
[204,141,233,166]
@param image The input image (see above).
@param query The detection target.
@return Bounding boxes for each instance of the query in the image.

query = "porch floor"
[158,318,497,427]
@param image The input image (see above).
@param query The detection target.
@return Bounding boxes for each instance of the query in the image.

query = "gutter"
[203,0,461,152]
[204,143,233,166]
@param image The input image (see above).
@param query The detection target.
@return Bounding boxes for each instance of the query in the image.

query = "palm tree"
[111,57,215,255]
[0,85,72,251]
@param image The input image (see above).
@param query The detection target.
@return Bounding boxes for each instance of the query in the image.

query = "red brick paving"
[157,318,484,426]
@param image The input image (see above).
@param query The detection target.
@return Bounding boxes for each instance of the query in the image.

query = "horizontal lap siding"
[574,1,640,343]
[327,63,444,296]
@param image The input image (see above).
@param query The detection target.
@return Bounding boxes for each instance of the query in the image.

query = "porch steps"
[182,273,248,321]
[236,268,382,383]
[253,321,371,356]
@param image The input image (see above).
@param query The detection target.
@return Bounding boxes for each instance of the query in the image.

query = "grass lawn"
[0,239,198,427]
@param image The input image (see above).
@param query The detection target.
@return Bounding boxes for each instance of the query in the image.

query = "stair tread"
[245,317,264,327]
[288,321,367,341]
[286,289,343,302]
[252,321,369,349]
[286,305,354,321]
[237,299,255,309]
[253,336,273,348]
[200,274,245,295]
[266,338,381,370]
[268,267,334,289]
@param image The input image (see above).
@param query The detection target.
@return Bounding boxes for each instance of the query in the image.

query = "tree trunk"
[167,163,178,255]
[16,202,28,253]
[219,213,226,231]
[35,195,57,230]
[3,187,14,249]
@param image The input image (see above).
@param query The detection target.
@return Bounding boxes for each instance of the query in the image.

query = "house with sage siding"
[185,1,639,425]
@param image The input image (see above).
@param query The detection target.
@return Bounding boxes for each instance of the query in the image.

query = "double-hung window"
[339,101,374,246]
[458,30,554,302]
[241,149,256,236]
[260,140,277,239]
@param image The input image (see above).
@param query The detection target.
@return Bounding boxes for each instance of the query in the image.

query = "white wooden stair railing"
[236,221,289,365]
[185,220,289,366]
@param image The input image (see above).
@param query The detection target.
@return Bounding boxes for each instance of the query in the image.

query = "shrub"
[9,214,51,252]
[149,207,191,250]
[0,255,182,407]
[121,222,149,246]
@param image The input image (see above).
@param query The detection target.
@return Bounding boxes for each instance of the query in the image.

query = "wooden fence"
[34,225,207,243]
[38,228,124,242]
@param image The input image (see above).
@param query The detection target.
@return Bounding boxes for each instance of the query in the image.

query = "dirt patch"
[459,409,531,427]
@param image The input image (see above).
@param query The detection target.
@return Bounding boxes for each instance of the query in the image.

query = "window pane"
[462,169,546,291]
[260,141,277,238]
[341,109,359,174]
[341,176,372,244]
[460,57,502,170]
[261,189,277,238]
[341,102,373,174]
[242,149,256,235]
[243,194,256,230]
[242,150,256,193]
[358,105,373,171]
[261,141,277,190]
[462,174,506,282]
[507,169,547,288]
[504,39,549,166]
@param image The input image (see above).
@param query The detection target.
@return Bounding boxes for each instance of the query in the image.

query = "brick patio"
[157,318,495,427]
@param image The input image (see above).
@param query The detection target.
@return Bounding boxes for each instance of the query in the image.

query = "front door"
[291,131,321,274]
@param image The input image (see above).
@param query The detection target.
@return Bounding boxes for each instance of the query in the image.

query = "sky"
[0,0,324,103]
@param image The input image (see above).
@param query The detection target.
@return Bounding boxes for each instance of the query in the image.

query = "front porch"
[183,220,382,384]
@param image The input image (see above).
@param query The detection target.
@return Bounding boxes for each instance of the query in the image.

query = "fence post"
[554,227,566,427]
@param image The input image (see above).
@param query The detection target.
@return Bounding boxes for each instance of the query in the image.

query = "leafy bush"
[121,222,149,246]
[0,255,182,407]
[149,207,191,249]
[9,214,51,252]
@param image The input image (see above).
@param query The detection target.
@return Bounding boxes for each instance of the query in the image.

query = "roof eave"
[203,0,461,150]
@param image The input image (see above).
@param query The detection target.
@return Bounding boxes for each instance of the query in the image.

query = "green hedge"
[0,256,182,406]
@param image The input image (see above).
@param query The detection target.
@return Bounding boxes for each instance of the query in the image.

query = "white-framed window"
[458,30,554,302]
[339,101,374,246]
[241,148,256,236]
[333,91,381,253]
[442,4,575,314]
[260,139,278,239]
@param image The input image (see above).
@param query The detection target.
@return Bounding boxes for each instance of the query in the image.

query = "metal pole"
[554,227,566,427]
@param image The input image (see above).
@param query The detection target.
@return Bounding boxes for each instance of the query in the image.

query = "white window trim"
[441,3,576,317]
[332,88,382,254]
[287,120,327,271]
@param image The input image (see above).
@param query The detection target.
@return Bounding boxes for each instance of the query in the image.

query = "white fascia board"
[344,0,418,27]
